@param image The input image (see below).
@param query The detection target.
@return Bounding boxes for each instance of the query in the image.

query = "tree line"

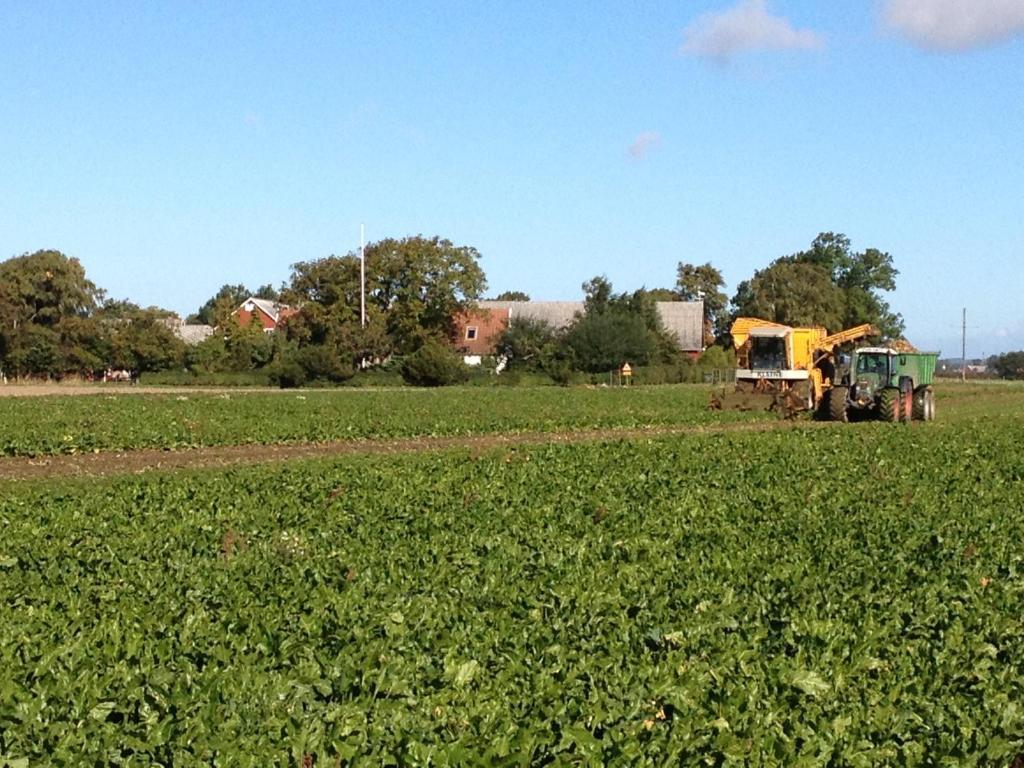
[1,232,911,385]
[988,352,1024,380]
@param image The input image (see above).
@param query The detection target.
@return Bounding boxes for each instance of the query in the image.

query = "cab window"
[750,338,786,369]
[856,354,887,375]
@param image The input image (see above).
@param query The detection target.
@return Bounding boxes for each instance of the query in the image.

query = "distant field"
[0,385,764,457]
[0,380,1021,459]
[2,409,1023,763]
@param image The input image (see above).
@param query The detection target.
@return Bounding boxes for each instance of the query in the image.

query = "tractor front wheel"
[826,387,848,422]
[879,388,901,423]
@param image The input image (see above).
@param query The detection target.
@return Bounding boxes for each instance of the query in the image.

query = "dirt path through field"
[0,420,820,482]
[0,384,291,398]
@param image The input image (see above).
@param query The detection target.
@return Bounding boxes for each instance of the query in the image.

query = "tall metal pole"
[961,307,966,383]
[360,223,366,328]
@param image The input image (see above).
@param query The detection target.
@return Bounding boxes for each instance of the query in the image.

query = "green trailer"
[823,347,939,423]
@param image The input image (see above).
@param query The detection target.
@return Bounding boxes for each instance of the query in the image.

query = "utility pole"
[961,307,967,383]
[360,223,366,328]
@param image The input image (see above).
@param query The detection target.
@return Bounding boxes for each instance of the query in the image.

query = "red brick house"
[452,300,705,360]
[233,297,298,332]
[452,306,511,362]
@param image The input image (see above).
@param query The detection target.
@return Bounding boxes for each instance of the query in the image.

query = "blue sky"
[2,0,1022,356]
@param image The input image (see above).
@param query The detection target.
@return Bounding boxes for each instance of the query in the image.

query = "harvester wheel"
[825,387,848,422]
[878,388,900,423]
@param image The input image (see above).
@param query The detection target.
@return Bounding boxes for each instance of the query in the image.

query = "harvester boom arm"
[813,323,878,352]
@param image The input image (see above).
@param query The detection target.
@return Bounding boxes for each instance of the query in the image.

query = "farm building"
[175,323,215,345]
[478,301,583,331]
[452,305,511,364]
[452,299,704,363]
[233,297,298,332]
[161,316,215,345]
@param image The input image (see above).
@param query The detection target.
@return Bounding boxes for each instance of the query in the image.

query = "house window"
[465,327,478,340]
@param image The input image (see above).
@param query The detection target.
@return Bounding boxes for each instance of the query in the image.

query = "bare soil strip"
[0,384,289,398]
[0,420,815,482]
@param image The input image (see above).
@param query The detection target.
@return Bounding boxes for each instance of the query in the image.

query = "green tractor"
[823,347,938,423]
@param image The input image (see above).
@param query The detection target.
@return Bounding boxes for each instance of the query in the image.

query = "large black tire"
[825,387,848,422]
[913,386,937,421]
[912,387,927,421]
[878,388,900,423]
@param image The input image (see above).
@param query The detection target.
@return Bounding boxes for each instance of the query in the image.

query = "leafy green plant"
[0,384,768,457]
[2,413,1024,762]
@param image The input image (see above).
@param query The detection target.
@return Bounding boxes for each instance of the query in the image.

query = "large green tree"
[283,251,394,368]
[0,250,102,327]
[731,233,903,337]
[641,287,679,303]
[285,235,487,357]
[676,262,728,343]
[991,351,1024,380]
[563,276,680,372]
[731,260,845,330]
[564,311,653,373]
[0,250,105,377]
[498,317,560,372]
[369,236,486,350]
[93,300,185,373]
[492,290,531,301]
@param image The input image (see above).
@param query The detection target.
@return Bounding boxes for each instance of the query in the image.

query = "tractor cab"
[850,348,895,407]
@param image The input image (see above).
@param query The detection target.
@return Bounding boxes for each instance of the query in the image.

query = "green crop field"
[2,386,1024,764]
[1,381,1019,459]
[0,385,762,458]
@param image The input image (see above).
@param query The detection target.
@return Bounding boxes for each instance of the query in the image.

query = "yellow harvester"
[713,318,878,417]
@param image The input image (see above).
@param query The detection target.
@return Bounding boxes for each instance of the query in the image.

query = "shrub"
[545,360,574,387]
[401,340,469,386]
[563,311,653,373]
[296,346,355,384]
[267,357,307,389]
[698,345,735,369]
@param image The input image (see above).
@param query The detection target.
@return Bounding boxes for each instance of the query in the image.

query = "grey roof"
[478,301,583,330]
[479,299,704,351]
[655,301,703,351]
[175,324,215,345]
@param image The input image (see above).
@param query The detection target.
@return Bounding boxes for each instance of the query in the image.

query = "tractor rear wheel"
[826,387,848,422]
[879,388,900,423]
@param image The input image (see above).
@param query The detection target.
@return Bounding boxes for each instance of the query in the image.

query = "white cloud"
[883,0,1024,51]
[994,320,1024,339]
[628,131,662,160]
[680,0,824,63]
